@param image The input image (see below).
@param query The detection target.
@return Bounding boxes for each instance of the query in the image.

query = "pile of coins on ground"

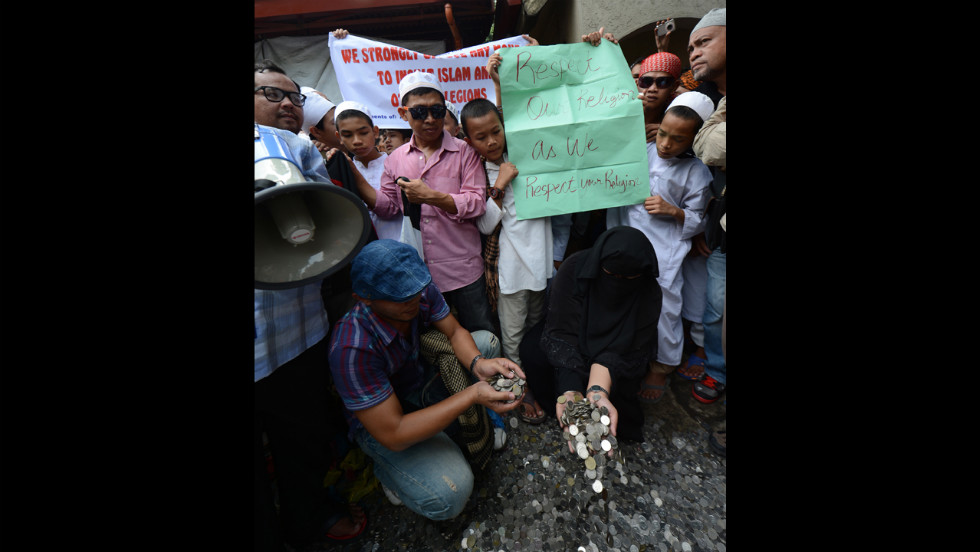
[557,392,619,493]
[486,371,526,404]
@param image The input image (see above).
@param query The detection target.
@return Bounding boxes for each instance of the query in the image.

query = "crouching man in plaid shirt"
[328,239,523,520]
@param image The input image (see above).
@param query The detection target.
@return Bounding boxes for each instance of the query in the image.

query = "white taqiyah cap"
[334,101,374,123]
[666,91,715,122]
[398,71,443,100]
[300,86,335,130]
[445,101,460,121]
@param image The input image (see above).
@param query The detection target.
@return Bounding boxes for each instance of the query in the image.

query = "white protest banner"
[328,34,531,128]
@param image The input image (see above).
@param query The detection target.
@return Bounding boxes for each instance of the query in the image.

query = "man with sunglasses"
[372,71,496,337]
[636,52,683,143]
[254,60,367,550]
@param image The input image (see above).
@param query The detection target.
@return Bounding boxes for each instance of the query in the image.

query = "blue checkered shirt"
[254,125,332,382]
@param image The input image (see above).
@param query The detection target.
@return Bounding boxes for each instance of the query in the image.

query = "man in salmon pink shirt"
[373,71,496,335]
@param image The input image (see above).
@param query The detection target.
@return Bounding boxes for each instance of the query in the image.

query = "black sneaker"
[692,376,726,404]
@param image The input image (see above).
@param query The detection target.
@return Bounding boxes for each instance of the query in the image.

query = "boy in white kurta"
[607,92,715,403]
[334,101,402,241]
[462,98,553,424]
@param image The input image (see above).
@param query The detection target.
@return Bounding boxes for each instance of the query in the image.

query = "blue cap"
[351,239,431,302]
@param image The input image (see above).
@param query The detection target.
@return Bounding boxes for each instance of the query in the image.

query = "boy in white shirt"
[606,92,715,403]
[333,101,402,242]
[461,98,551,424]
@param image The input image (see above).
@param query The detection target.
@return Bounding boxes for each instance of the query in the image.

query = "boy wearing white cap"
[372,71,496,336]
[299,86,342,155]
[444,101,463,138]
[606,92,715,404]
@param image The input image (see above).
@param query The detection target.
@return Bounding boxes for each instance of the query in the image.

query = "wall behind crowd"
[254,34,446,104]
[519,0,725,73]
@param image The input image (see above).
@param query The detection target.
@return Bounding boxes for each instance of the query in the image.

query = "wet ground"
[309,358,726,552]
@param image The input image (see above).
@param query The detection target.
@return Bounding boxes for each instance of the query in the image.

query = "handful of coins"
[486,372,525,404]
[558,392,619,492]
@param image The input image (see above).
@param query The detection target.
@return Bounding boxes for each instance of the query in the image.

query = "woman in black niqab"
[519,226,662,443]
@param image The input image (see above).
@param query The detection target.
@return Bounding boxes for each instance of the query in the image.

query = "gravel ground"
[311,370,726,552]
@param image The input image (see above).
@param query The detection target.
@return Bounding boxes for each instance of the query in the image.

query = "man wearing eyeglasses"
[372,71,496,336]
[255,60,307,134]
[254,60,367,551]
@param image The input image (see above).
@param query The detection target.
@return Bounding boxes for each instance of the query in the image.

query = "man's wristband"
[470,354,484,373]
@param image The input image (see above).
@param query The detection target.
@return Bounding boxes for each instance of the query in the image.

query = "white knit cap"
[666,92,715,122]
[692,8,726,33]
[445,101,460,122]
[398,71,443,100]
[334,100,374,123]
[300,86,335,130]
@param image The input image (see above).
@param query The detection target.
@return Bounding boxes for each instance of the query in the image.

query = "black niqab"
[574,226,660,361]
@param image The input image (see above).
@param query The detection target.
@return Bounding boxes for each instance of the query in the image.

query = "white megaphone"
[254,123,371,290]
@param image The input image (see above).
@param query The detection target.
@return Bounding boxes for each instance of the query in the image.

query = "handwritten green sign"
[499,40,649,220]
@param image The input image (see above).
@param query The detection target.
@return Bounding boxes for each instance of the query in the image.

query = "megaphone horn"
[254,124,371,290]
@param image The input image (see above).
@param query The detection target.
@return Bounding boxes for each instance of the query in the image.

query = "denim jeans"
[442,275,497,334]
[355,429,474,520]
[352,329,500,520]
[702,248,726,384]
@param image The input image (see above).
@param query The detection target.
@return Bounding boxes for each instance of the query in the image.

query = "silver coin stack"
[557,393,619,493]
[486,372,526,404]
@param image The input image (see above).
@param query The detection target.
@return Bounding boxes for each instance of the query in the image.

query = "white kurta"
[475,154,553,294]
[354,152,402,241]
[607,143,712,365]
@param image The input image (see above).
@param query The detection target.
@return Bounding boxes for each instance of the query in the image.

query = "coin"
[600,414,610,426]
[592,479,603,493]
[601,439,612,452]
[569,424,578,436]
[585,456,597,470]
[486,373,524,403]
[557,395,567,404]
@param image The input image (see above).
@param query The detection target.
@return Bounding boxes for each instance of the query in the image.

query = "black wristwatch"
[488,187,504,200]
[587,385,609,402]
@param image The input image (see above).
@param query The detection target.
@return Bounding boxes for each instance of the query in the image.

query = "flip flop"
[637,382,667,404]
[517,389,547,424]
[518,400,547,424]
[677,354,706,381]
